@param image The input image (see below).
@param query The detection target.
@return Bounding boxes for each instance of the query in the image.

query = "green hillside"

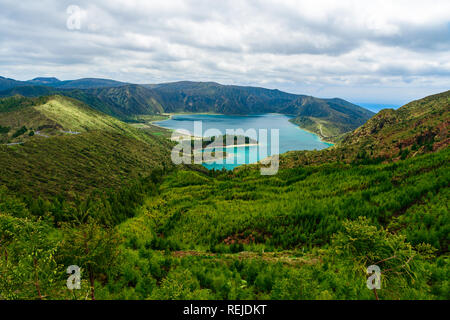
[0,76,29,91]
[280,90,450,167]
[0,95,160,142]
[1,140,448,300]
[0,85,56,98]
[0,90,448,300]
[152,81,374,140]
[289,96,374,141]
[0,77,374,138]
[0,95,174,197]
[80,85,164,117]
[0,85,165,120]
[341,90,450,156]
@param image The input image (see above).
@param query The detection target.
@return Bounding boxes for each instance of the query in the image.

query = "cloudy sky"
[1,0,449,105]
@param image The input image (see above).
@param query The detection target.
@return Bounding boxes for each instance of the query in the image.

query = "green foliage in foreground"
[0,148,448,300]
[147,148,449,252]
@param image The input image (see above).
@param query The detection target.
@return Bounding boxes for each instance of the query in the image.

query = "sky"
[0,0,449,105]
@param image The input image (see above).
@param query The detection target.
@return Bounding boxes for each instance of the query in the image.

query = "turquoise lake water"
[154,114,333,170]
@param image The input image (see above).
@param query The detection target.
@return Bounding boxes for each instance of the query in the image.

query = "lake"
[154,114,333,170]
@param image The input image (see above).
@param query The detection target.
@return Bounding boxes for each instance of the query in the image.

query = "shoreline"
[149,112,335,146]
[296,126,335,146]
[202,152,236,163]
[287,119,335,146]
[203,143,259,150]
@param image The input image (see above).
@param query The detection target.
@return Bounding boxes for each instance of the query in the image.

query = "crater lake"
[154,113,333,170]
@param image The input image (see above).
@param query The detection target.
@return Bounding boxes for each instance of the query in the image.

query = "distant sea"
[357,103,402,113]
[154,114,332,170]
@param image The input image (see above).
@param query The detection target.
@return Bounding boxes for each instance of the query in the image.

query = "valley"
[1,0,448,308]
[0,77,374,142]
[0,82,448,300]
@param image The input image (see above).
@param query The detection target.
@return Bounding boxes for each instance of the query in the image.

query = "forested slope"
[280,90,449,167]
[151,81,373,140]
[0,95,173,197]
[0,77,374,139]
[1,147,448,299]
[0,85,165,120]
[0,90,448,300]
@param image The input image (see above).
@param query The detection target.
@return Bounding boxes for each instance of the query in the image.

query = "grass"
[0,130,173,197]
[281,90,450,167]
[0,90,448,300]
[0,95,175,197]
[126,148,449,251]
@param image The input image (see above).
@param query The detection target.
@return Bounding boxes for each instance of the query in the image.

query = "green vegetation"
[0,95,50,113]
[0,78,374,137]
[0,125,9,134]
[0,149,448,299]
[0,95,174,196]
[0,130,172,197]
[0,90,448,300]
[11,126,27,138]
[137,149,449,251]
[280,90,450,167]
[290,116,345,142]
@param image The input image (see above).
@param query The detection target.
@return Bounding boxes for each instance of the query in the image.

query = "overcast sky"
[1,0,449,105]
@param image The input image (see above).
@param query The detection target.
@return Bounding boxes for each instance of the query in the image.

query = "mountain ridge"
[278,90,450,168]
[0,94,173,197]
[0,76,374,140]
[0,86,448,301]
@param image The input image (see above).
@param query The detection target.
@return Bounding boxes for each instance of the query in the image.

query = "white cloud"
[0,0,449,104]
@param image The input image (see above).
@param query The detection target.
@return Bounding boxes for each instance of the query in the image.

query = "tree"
[0,214,63,299]
[330,217,435,300]
[58,218,122,300]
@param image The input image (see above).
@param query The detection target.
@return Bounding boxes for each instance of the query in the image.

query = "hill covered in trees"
[0,95,173,198]
[279,90,449,167]
[0,90,448,300]
[0,77,374,140]
[149,81,373,140]
[0,85,165,120]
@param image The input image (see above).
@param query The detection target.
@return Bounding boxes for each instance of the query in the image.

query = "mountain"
[0,84,165,120]
[53,78,129,89]
[279,90,450,167]
[0,77,374,139]
[150,81,374,140]
[27,77,61,85]
[76,85,164,117]
[287,96,374,140]
[148,81,299,114]
[340,90,449,155]
[1,76,127,90]
[0,76,29,91]
[0,84,57,97]
[0,95,173,197]
[0,89,448,300]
